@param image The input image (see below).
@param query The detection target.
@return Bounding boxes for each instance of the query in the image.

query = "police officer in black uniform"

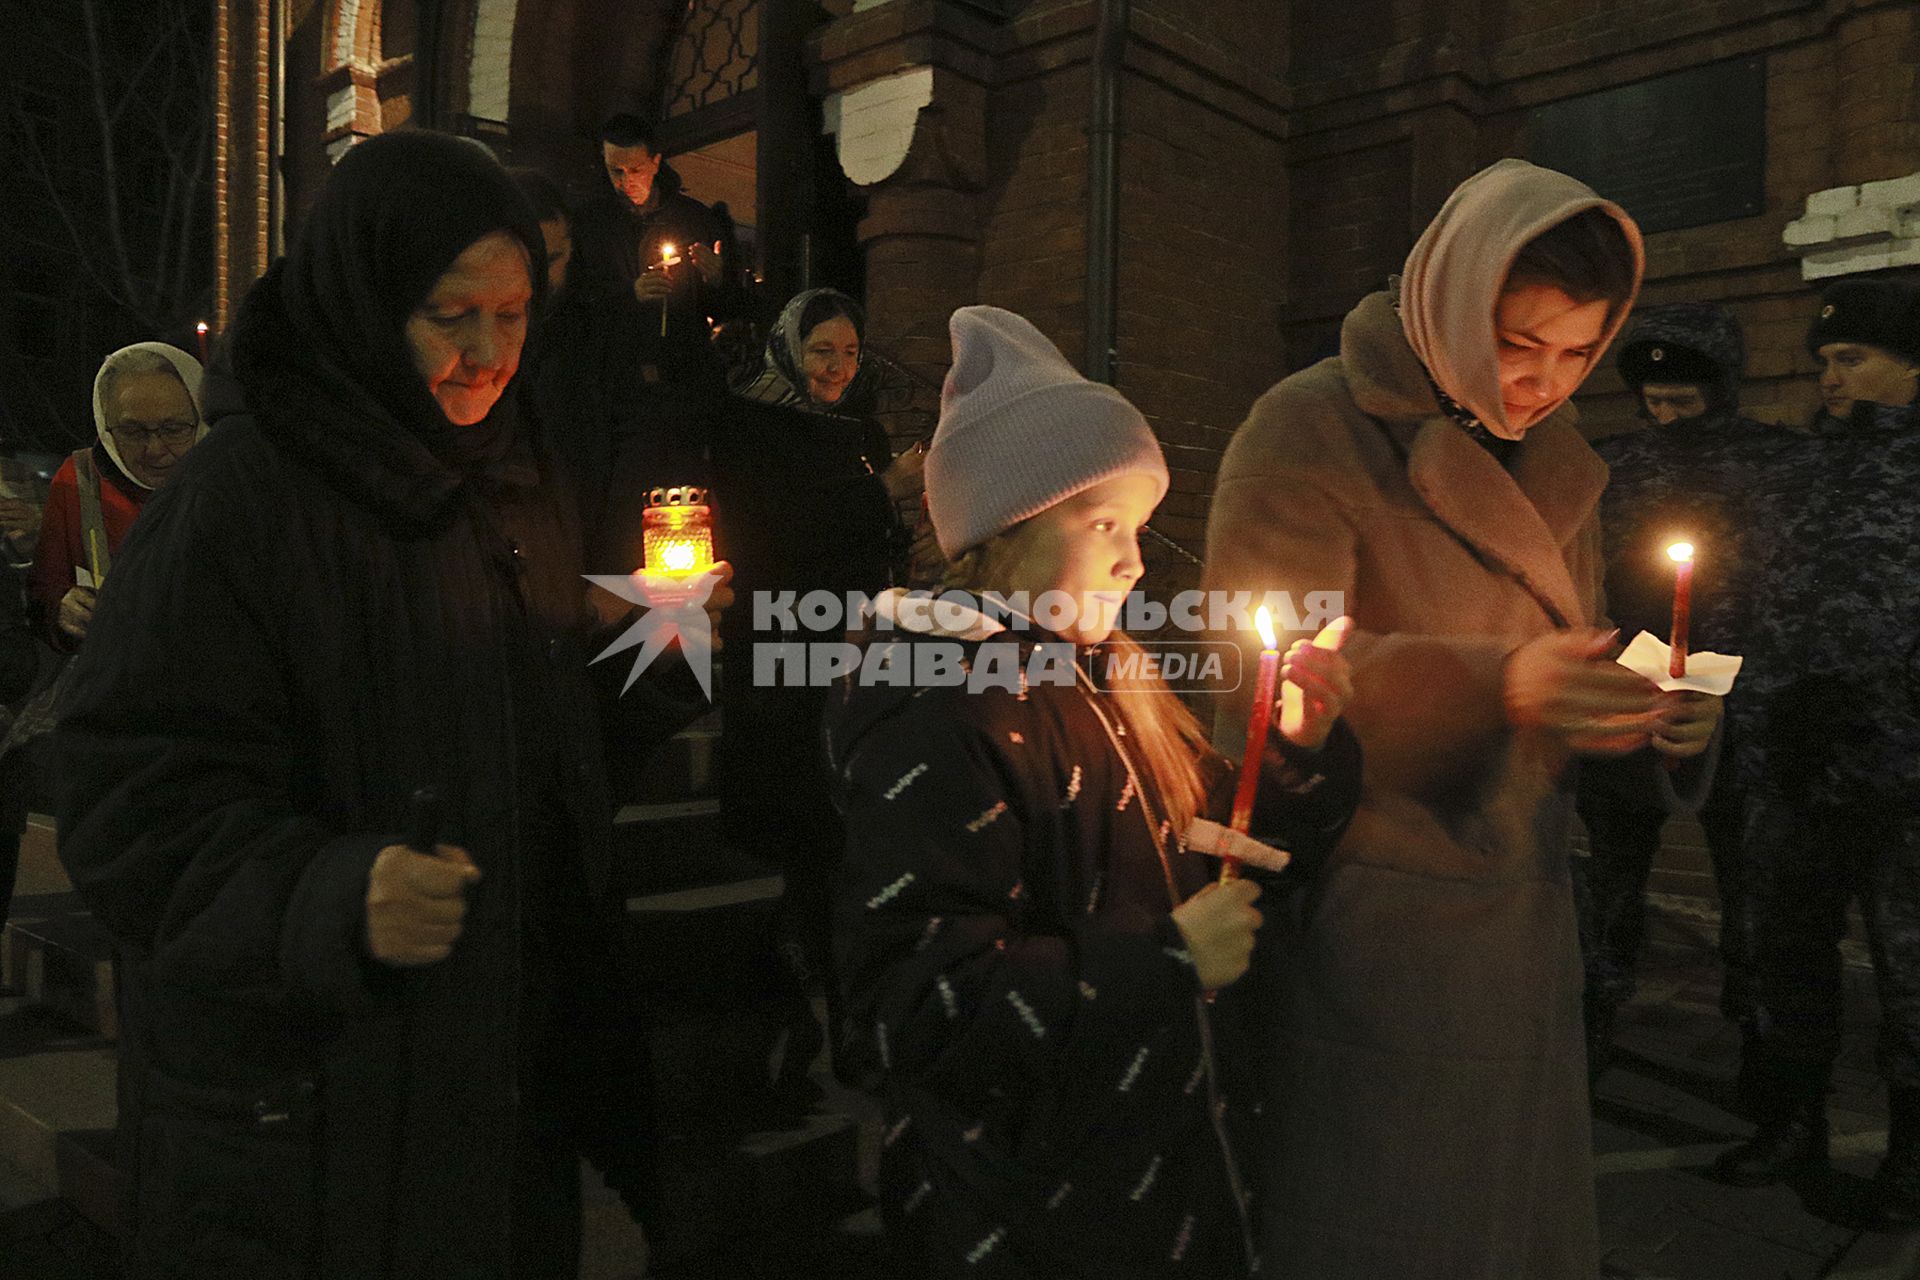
[1577,302,1798,1085]
[1712,278,1920,1228]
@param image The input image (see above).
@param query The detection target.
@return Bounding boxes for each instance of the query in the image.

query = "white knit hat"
[925,306,1168,558]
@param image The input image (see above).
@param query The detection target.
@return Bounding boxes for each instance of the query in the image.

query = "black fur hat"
[1615,302,1745,412]
[1805,277,1920,364]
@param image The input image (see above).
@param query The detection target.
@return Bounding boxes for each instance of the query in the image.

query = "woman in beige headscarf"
[1205,159,1721,1277]
[29,342,207,651]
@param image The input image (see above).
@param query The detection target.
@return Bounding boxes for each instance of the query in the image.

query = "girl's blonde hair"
[945,533,1212,838]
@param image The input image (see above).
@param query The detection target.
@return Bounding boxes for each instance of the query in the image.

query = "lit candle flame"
[1255,605,1277,651]
[660,543,697,574]
[661,243,679,265]
[1667,541,1695,563]
[195,321,209,335]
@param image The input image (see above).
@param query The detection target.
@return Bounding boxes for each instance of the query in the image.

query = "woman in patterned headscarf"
[735,287,870,413]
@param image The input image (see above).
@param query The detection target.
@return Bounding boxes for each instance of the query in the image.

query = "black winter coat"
[54,278,653,1277]
[568,164,744,394]
[1590,412,1800,656]
[827,602,1361,1279]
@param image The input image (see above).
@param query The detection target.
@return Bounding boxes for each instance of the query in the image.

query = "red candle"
[195,320,210,366]
[1223,606,1281,881]
[1668,542,1694,678]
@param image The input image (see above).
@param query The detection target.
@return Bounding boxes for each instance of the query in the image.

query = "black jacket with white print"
[828,589,1361,1279]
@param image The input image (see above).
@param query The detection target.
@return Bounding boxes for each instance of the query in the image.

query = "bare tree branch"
[108,15,176,129]
[1,0,211,340]
[79,0,141,316]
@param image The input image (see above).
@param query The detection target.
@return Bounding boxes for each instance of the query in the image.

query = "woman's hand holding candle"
[1650,689,1720,759]
[1279,616,1355,750]
[1504,629,1662,756]
[700,560,735,653]
[58,585,97,643]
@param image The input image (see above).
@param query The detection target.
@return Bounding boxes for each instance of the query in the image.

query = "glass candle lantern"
[642,486,714,577]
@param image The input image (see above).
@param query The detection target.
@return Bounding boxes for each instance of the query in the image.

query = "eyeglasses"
[111,420,197,447]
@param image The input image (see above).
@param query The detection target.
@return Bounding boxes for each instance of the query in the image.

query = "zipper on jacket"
[1069,670,1260,1274]
[483,503,528,1246]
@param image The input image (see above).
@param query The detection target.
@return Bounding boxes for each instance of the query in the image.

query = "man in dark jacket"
[1712,280,1920,1225]
[567,113,744,397]
[1575,302,1799,1082]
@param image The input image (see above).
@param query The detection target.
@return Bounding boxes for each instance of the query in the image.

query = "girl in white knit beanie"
[826,306,1361,1279]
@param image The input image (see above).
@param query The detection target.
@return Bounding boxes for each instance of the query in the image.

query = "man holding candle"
[1205,160,1722,1279]
[568,113,744,394]
[1575,302,1799,1085]
[1710,278,1920,1221]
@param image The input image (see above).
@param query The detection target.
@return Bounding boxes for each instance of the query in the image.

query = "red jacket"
[30,446,147,651]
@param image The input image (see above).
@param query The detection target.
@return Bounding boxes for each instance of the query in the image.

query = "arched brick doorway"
[281,0,858,317]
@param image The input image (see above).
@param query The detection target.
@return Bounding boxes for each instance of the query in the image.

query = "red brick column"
[811,3,998,443]
[213,0,274,329]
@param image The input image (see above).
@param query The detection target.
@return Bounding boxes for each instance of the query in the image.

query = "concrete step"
[612,799,781,901]
[2,821,116,1043]
[644,1109,868,1268]
[2,894,117,1044]
[0,812,869,1269]
[626,716,720,805]
[0,1191,121,1279]
[0,994,120,1237]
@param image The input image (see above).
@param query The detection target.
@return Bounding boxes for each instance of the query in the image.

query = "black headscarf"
[230,131,547,526]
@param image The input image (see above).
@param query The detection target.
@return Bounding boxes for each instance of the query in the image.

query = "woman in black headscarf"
[55,131,681,1278]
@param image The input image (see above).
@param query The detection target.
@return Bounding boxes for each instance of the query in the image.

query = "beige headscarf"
[90,342,208,489]
[1399,158,1644,440]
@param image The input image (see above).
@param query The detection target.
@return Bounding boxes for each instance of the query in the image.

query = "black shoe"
[1712,1111,1829,1187]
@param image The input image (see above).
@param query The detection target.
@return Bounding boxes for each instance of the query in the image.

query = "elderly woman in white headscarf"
[29,342,206,650]
[1205,159,1722,1278]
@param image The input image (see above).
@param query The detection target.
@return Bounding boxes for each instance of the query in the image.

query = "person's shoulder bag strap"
[72,447,111,583]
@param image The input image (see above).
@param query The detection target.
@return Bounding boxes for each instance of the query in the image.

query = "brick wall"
[247,0,1917,477]
[1282,140,1414,369]
[975,60,1092,366]
[1113,70,1287,558]
[824,0,1292,592]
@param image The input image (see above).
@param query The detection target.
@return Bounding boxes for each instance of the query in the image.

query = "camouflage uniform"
[1735,400,1920,1110]
[1575,304,1800,1037]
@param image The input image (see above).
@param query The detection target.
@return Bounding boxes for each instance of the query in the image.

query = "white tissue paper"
[1616,630,1742,695]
